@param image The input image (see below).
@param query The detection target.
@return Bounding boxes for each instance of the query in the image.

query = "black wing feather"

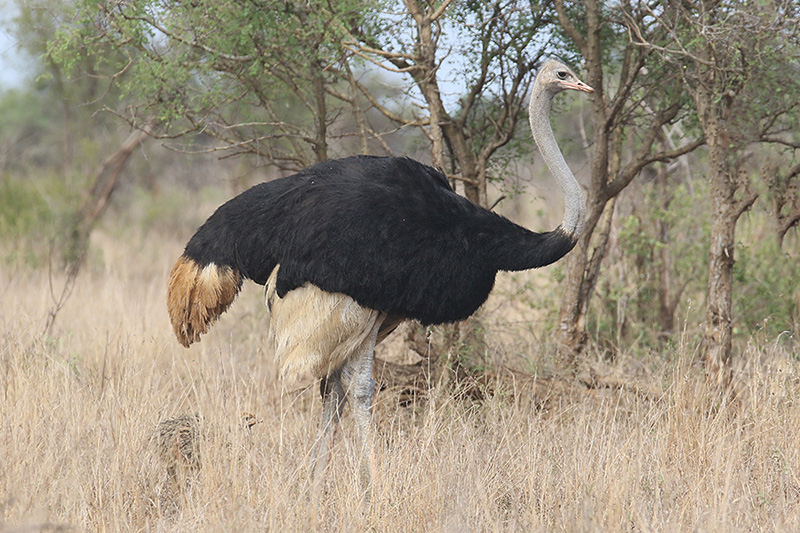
[183,155,567,325]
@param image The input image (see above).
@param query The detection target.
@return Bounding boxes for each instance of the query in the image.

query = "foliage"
[446,0,550,173]
[734,220,800,341]
[0,89,56,171]
[668,0,800,143]
[591,174,710,354]
[0,173,81,266]
[10,0,128,126]
[596,158,800,355]
[0,176,55,239]
[49,0,384,168]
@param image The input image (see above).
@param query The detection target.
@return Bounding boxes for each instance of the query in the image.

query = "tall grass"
[2,225,799,531]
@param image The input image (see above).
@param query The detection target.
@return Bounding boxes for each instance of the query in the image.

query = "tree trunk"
[704,198,735,388]
[46,121,156,336]
[655,164,682,338]
[553,0,610,361]
[557,243,591,357]
[694,83,756,389]
[700,108,737,388]
[557,197,615,362]
[65,121,157,270]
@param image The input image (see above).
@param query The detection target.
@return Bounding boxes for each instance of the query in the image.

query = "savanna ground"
[2,183,799,532]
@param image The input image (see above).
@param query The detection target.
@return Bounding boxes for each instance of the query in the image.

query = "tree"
[9,0,126,172]
[624,0,800,387]
[50,0,388,169]
[768,154,800,247]
[550,0,703,361]
[52,0,568,205]
[6,0,156,271]
[347,0,553,206]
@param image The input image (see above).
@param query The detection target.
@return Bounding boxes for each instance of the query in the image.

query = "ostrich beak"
[565,80,594,93]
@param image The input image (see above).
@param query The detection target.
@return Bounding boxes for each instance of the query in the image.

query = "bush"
[0,173,79,266]
[734,220,800,342]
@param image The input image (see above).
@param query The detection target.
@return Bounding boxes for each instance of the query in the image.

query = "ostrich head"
[536,59,594,96]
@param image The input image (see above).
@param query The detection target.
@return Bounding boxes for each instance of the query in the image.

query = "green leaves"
[48,0,379,165]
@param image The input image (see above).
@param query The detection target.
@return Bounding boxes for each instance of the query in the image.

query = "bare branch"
[553,0,588,54]
[605,107,704,200]
[761,136,800,149]
[352,78,428,127]
[604,46,649,131]
[430,0,456,22]
[343,43,421,74]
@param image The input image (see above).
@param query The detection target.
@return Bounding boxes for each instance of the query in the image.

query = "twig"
[42,243,79,338]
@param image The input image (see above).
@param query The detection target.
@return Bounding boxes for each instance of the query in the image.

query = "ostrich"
[167,59,593,496]
[153,413,259,490]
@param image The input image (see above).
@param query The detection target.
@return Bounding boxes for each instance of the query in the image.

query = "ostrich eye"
[557,70,568,80]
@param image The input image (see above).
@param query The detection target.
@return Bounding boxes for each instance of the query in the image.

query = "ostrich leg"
[340,319,382,502]
[311,368,346,497]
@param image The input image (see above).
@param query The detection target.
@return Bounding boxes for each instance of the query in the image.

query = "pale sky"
[0,5,25,90]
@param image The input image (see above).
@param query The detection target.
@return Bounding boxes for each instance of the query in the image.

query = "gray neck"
[528,84,586,238]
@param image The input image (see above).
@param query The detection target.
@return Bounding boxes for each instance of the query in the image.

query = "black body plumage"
[183,155,576,325]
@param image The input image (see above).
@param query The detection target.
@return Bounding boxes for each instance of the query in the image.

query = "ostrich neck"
[528,85,586,238]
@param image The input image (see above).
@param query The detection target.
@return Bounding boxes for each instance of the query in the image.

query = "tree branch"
[429,0,456,22]
[553,0,588,54]
[604,106,703,200]
[761,136,800,149]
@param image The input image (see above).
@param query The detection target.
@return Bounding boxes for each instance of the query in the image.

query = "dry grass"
[2,228,800,532]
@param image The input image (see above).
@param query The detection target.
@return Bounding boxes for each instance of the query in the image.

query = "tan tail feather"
[167,256,242,347]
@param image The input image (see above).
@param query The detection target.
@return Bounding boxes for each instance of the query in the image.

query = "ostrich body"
[167,59,593,496]
[154,414,203,486]
[153,413,259,491]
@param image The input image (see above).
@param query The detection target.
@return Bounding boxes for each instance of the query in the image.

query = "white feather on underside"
[265,265,382,381]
